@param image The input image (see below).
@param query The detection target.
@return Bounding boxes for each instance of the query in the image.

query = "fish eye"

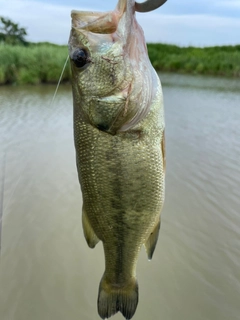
[71,48,89,68]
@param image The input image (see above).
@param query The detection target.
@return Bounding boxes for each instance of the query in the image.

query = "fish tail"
[97,274,138,320]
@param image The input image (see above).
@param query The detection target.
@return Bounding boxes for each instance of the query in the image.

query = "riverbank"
[147,43,240,77]
[0,42,239,85]
[0,43,71,85]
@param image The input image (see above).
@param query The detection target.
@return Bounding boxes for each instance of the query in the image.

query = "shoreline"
[0,42,239,85]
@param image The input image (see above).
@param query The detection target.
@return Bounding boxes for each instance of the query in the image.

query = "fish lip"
[70,9,120,34]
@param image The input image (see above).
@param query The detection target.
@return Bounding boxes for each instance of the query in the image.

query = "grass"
[147,43,240,77]
[0,42,240,85]
[0,43,71,85]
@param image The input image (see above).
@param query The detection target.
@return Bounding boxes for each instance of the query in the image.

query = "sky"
[1,0,240,47]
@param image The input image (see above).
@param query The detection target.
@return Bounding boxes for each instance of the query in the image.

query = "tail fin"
[97,275,138,320]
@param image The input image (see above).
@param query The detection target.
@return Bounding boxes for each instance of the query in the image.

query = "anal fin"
[144,218,161,260]
[82,208,99,248]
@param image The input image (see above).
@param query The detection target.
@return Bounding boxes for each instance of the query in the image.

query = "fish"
[68,0,166,319]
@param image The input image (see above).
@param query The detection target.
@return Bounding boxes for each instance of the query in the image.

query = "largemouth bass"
[68,0,166,319]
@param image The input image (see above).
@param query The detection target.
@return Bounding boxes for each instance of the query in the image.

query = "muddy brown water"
[0,73,240,320]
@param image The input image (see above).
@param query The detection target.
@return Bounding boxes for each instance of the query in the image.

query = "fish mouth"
[71,10,120,34]
[70,0,168,35]
[70,1,137,36]
[70,0,131,34]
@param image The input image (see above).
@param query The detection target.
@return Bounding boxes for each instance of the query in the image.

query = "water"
[0,73,240,320]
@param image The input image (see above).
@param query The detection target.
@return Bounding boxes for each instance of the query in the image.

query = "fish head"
[68,0,158,134]
[69,8,128,97]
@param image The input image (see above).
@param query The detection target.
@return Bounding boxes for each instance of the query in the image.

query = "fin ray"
[82,208,99,248]
[98,275,138,319]
[144,218,161,260]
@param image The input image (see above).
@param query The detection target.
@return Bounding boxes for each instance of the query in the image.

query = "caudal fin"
[97,275,138,320]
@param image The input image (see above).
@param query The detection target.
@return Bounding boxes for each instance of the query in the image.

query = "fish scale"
[69,0,166,319]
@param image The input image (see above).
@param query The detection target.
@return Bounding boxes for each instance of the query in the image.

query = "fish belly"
[74,99,164,273]
[73,83,165,319]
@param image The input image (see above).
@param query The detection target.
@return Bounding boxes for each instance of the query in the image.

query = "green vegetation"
[147,43,240,77]
[0,42,239,85]
[0,16,28,46]
[0,43,71,85]
[0,16,71,85]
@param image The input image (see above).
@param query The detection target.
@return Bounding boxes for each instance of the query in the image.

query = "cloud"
[1,0,76,44]
[138,13,240,46]
[218,0,240,9]
[1,0,239,46]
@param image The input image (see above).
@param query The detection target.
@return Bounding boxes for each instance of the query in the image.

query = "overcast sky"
[1,0,240,47]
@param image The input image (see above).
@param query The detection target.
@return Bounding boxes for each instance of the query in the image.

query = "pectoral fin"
[144,218,161,260]
[82,208,99,248]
